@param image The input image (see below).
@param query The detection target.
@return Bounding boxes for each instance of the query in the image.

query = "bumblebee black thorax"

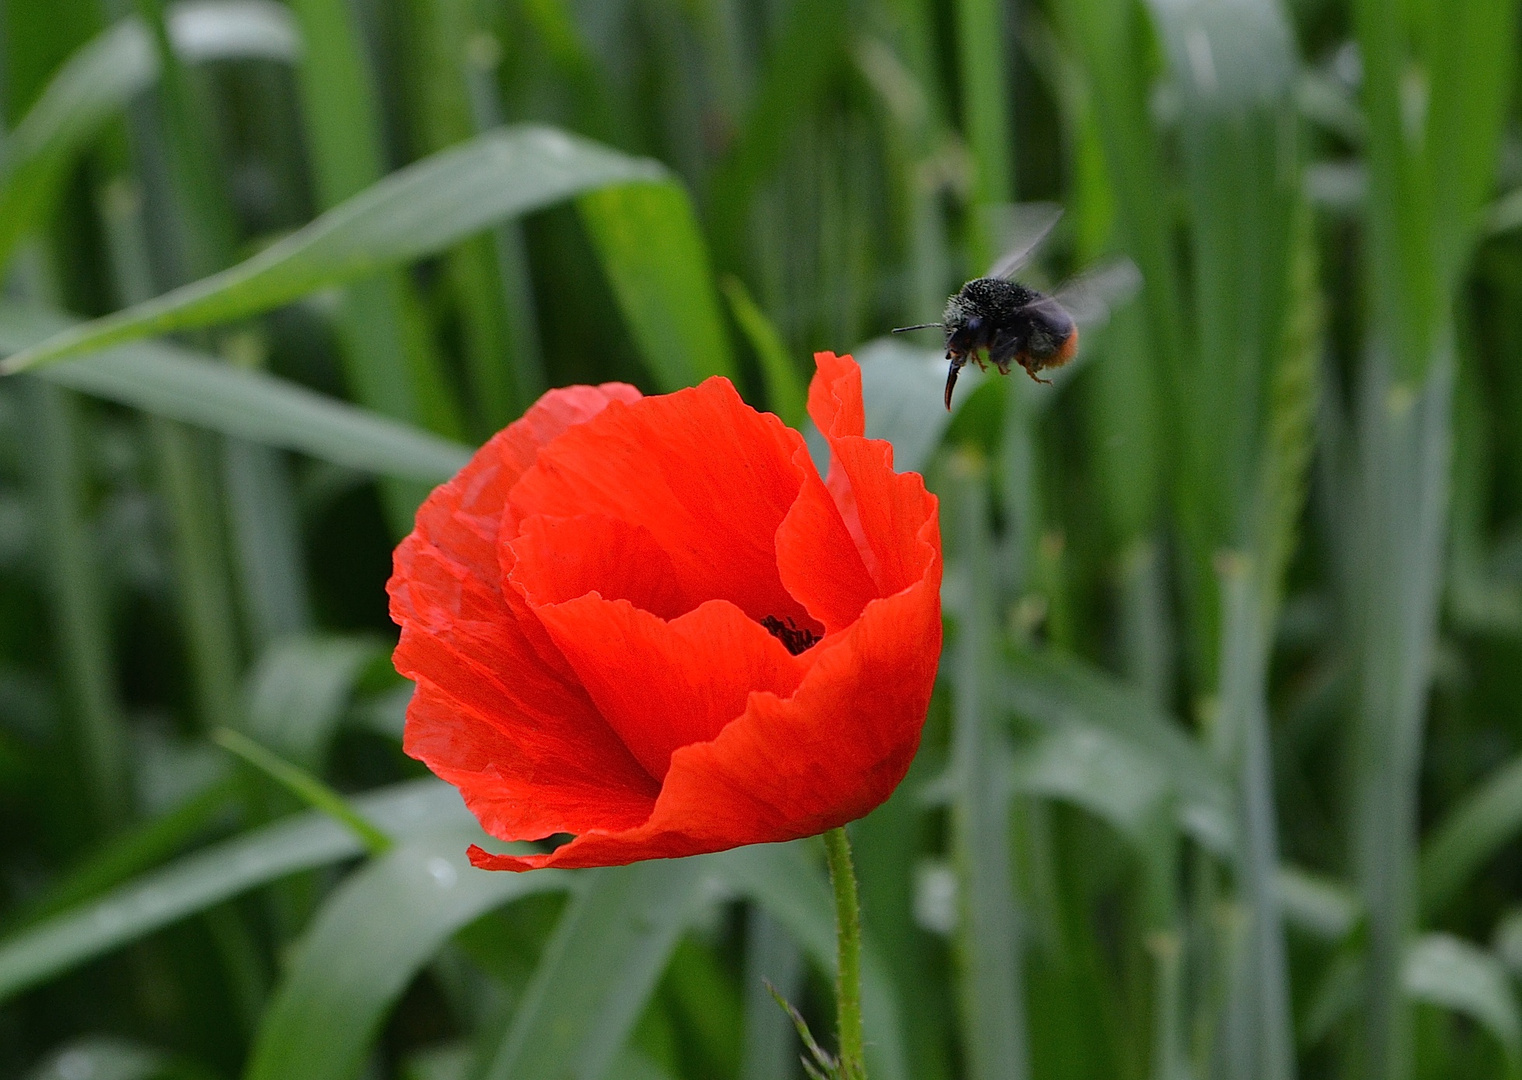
[943,278,1039,330]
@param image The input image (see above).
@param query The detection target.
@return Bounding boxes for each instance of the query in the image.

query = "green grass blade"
[1424,0,1521,292]
[165,1,300,62]
[0,303,472,481]
[478,858,707,1080]
[1356,0,1521,385]
[740,908,806,1080]
[471,132,548,417]
[1057,0,1188,397]
[721,274,806,428]
[1345,353,1456,1080]
[242,635,386,770]
[1000,652,1235,856]
[18,378,132,828]
[1420,755,1522,916]
[212,728,393,856]
[287,0,466,525]
[1276,867,1361,943]
[1,127,668,374]
[283,0,387,208]
[0,19,156,273]
[1344,0,1518,1072]
[578,182,737,390]
[1215,556,1294,1080]
[1143,0,1299,678]
[0,779,466,1001]
[411,6,531,435]
[851,756,953,1080]
[947,454,1028,1080]
[952,0,1012,252]
[152,422,244,733]
[245,832,568,1080]
[10,783,238,930]
[713,843,911,1080]
[222,437,313,642]
[707,0,850,265]
[0,4,308,275]
[1010,724,1171,845]
[1402,934,1522,1066]
[23,1036,167,1080]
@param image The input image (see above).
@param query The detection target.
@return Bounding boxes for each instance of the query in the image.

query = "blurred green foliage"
[1,0,1521,1078]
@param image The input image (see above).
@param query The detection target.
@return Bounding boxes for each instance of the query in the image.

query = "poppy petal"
[775,443,879,633]
[411,382,643,584]
[396,353,945,873]
[809,352,934,595]
[390,382,660,841]
[469,555,941,871]
[508,513,693,620]
[529,596,808,782]
[508,377,817,629]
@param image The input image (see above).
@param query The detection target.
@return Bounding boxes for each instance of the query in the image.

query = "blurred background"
[1,0,1521,1078]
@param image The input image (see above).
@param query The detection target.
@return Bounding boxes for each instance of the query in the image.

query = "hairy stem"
[824,826,867,1079]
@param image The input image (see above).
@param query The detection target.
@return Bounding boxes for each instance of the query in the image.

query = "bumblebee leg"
[1018,355,1053,385]
[988,335,1020,376]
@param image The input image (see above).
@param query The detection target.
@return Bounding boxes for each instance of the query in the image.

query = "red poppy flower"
[388,352,942,871]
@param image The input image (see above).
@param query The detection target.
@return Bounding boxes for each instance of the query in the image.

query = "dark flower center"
[760,615,821,656]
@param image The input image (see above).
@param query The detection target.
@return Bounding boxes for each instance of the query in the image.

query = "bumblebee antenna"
[891,322,942,333]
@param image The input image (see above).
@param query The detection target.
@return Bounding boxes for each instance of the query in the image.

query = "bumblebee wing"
[1046,256,1142,327]
[986,202,1064,280]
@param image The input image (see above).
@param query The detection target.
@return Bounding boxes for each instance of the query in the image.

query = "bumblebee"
[895,206,1134,409]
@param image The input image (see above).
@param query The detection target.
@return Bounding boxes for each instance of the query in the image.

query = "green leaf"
[1276,865,1361,942]
[740,908,806,1080]
[1421,753,1522,916]
[1403,933,1522,1062]
[1000,651,1235,856]
[578,182,736,391]
[24,1036,168,1080]
[0,779,467,1002]
[13,783,238,930]
[167,0,301,63]
[0,303,472,482]
[477,857,709,1080]
[1011,725,1170,843]
[243,634,388,769]
[1,126,668,374]
[245,831,569,1080]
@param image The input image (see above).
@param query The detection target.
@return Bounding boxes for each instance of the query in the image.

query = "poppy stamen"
[760,615,821,656]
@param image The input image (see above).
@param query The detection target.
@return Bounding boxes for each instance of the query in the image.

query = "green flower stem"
[823,825,867,1080]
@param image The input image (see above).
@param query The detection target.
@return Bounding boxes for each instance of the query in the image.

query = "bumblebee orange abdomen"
[1051,325,1079,366]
